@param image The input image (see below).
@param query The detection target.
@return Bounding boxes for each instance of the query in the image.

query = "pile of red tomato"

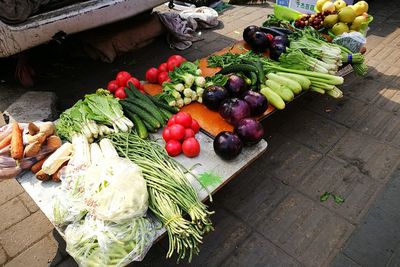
[162,112,201,158]
[145,55,186,85]
[106,71,144,99]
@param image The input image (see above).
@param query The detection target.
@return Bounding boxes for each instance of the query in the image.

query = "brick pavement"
[1,0,400,266]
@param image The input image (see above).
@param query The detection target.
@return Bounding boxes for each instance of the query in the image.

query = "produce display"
[0,3,371,266]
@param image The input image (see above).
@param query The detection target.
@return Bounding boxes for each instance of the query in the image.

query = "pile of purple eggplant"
[243,25,293,60]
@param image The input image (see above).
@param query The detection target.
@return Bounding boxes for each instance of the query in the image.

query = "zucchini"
[131,114,148,139]
[265,79,294,102]
[125,98,165,125]
[260,85,285,110]
[217,64,258,75]
[120,101,160,129]
[267,73,302,95]
[146,94,179,113]
[276,72,311,90]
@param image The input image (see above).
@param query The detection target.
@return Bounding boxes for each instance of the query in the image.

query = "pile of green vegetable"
[208,51,344,110]
[109,132,214,262]
[56,89,133,143]
[119,85,178,139]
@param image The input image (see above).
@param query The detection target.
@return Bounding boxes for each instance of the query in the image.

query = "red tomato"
[169,124,185,141]
[190,119,200,133]
[158,71,170,85]
[183,128,195,140]
[158,63,168,72]
[182,137,200,157]
[162,127,172,142]
[165,140,182,157]
[168,55,186,66]
[126,77,140,89]
[175,112,192,128]
[167,59,180,71]
[114,88,127,99]
[265,33,274,42]
[107,80,119,93]
[167,115,177,127]
[116,71,132,87]
[145,67,160,83]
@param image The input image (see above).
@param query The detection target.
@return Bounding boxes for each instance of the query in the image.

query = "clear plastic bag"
[333,32,367,53]
[82,157,148,223]
[65,215,156,267]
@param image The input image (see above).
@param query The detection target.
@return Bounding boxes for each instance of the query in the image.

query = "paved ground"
[1,0,400,266]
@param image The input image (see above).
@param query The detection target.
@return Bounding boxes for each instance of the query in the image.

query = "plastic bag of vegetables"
[65,215,156,267]
[83,156,149,222]
[53,138,149,226]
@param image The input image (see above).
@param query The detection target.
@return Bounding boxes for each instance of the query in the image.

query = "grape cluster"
[294,11,334,30]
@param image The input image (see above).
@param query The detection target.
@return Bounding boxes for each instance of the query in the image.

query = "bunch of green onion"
[109,132,213,262]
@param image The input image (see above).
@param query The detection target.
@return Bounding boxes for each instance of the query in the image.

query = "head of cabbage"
[83,157,148,222]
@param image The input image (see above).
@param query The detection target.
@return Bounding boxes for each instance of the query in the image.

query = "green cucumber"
[142,120,157,133]
[276,72,311,90]
[131,114,148,139]
[246,71,258,86]
[159,108,173,121]
[217,64,258,75]
[243,60,265,84]
[125,98,165,125]
[146,95,179,113]
[120,101,160,129]
[265,80,294,102]
[126,85,153,105]
[267,73,302,94]
[260,85,285,110]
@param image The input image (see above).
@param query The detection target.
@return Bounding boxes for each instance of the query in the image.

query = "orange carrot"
[31,155,50,174]
[0,134,11,149]
[10,122,23,160]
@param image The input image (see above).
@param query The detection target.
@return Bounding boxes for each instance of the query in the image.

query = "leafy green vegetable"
[262,14,292,28]
[319,192,345,204]
[198,172,222,188]
[320,192,331,202]
[205,74,229,87]
[333,194,345,204]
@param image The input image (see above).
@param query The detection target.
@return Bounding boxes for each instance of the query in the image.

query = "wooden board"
[143,41,276,137]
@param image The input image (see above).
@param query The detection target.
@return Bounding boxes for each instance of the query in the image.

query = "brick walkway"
[1,0,400,266]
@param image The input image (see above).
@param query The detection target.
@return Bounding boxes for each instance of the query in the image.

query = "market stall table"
[16,130,267,239]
